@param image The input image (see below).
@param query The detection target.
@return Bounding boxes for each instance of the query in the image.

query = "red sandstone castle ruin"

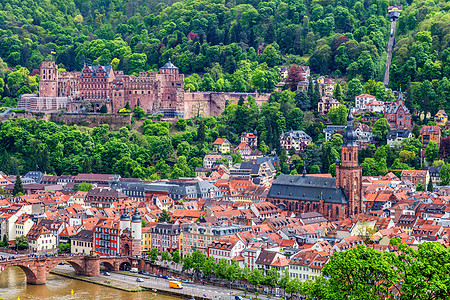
[38,59,185,117]
[19,60,270,118]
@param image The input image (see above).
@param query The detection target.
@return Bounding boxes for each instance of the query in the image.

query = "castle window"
[349,153,351,161]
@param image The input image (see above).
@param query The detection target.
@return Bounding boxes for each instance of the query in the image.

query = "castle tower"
[336,110,363,217]
[157,58,185,116]
[131,208,142,257]
[39,61,59,97]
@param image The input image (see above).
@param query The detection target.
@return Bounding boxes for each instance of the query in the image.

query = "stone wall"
[50,113,131,130]
[184,91,270,118]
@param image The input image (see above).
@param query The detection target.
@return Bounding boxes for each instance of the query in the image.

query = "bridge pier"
[27,263,47,285]
[83,256,100,277]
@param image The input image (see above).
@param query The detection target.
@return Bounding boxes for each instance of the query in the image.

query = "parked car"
[136,278,144,282]
[130,268,138,273]
[150,273,157,277]
[162,275,169,279]
[182,279,194,284]
[168,276,176,280]
[138,270,144,274]
[103,271,111,276]
[235,296,243,300]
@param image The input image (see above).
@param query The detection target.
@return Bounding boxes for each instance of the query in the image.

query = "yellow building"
[435,110,448,127]
[420,125,441,148]
[14,216,34,239]
[26,224,57,252]
[71,229,94,255]
[141,227,152,252]
[212,138,232,154]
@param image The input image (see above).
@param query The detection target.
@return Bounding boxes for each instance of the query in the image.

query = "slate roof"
[268,174,348,204]
[72,229,93,243]
[80,65,113,77]
[422,165,442,177]
[387,129,411,140]
[23,171,45,184]
[161,58,178,69]
[280,130,312,142]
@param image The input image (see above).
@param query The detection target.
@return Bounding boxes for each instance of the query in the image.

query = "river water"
[0,266,181,300]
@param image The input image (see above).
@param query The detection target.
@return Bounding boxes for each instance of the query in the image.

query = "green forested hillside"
[0,0,448,111]
[390,0,450,113]
[0,0,392,81]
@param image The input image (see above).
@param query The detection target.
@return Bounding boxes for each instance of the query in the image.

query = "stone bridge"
[0,255,136,284]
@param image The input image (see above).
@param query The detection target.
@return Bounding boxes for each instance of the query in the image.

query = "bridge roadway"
[0,254,133,284]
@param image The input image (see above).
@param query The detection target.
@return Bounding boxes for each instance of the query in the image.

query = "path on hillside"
[383,20,397,87]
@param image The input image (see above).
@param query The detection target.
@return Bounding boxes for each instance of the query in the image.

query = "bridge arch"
[100,261,115,271]
[119,261,131,271]
[48,259,86,276]
[0,264,39,284]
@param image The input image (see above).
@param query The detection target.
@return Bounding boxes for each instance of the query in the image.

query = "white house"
[207,236,245,264]
[387,129,412,147]
[355,94,377,110]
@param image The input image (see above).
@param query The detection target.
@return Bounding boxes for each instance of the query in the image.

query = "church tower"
[336,110,363,217]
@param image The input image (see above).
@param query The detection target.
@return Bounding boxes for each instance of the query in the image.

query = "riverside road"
[54,264,275,300]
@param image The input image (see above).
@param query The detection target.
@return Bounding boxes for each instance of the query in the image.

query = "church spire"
[343,109,358,147]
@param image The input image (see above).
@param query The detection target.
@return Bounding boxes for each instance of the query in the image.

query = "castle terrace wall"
[50,113,131,130]
[183,92,270,119]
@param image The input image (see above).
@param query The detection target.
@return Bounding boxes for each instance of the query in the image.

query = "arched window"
[336,206,339,216]
[349,152,352,161]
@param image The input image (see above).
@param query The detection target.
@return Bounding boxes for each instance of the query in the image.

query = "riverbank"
[49,269,145,293]
[51,265,243,300]
[0,266,179,300]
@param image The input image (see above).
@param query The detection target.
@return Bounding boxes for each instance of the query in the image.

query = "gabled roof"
[81,65,113,78]
[213,138,229,145]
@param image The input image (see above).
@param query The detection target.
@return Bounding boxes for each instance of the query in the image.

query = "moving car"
[136,277,144,282]
[103,271,111,276]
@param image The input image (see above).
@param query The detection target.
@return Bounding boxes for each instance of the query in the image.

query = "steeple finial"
[302,165,307,177]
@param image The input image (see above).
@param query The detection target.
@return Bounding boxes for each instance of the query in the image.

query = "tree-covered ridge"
[0,0,394,77]
[390,0,450,113]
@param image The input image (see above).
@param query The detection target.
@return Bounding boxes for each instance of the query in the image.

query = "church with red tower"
[267,110,363,220]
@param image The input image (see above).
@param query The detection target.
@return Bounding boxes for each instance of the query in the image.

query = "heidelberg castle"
[18,60,270,118]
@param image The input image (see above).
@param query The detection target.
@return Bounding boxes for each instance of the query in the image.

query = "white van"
[130,268,139,273]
